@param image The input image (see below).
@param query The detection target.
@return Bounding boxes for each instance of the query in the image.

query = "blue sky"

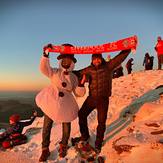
[0,0,163,91]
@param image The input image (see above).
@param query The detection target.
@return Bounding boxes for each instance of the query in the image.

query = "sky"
[0,0,163,91]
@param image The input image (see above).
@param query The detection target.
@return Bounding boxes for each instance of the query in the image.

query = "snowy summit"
[0,70,163,163]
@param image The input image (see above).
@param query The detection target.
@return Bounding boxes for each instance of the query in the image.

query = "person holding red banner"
[36,44,86,162]
[74,49,131,153]
[155,36,163,70]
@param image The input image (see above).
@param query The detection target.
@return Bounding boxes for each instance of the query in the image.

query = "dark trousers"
[42,114,71,148]
[78,96,109,146]
[158,55,163,70]
[127,68,132,74]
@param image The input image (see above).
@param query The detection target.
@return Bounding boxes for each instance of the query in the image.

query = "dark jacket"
[143,55,153,70]
[0,116,36,139]
[126,59,133,70]
[76,50,131,98]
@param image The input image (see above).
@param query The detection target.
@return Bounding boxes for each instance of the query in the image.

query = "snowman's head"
[59,59,75,72]
[57,43,77,72]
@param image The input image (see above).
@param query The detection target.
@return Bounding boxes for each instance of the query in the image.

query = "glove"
[43,44,53,57]
[33,110,38,117]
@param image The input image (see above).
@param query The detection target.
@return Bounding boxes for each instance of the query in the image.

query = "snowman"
[36,43,86,161]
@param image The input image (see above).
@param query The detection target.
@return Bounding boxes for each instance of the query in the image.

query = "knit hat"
[2,141,11,149]
[57,43,77,63]
[9,114,20,123]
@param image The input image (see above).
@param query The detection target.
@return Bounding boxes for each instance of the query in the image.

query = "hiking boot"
[39,148,50,162]
[58,143,68,158]
[95,148,101,154]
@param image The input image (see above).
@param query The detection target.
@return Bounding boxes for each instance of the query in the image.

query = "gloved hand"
[43,44,53,57]
[33,110,38,117]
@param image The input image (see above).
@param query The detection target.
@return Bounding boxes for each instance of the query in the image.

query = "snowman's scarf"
[46,35,138,54]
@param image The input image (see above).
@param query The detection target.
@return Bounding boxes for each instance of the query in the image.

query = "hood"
[91,58,106,68]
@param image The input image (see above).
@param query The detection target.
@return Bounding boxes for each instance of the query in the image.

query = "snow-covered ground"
[0,70,163,163]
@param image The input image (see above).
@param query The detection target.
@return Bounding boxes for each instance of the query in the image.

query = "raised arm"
[40,56,54,77]
[20,111,37,127]
[20,116,36,127]
[108,49,131,70]
[40,44,56,78]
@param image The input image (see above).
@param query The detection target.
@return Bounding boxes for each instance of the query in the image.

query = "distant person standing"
[143,53,152,70]
[155,36,163,70]
[126,58,134,74]
[149,56,154,70]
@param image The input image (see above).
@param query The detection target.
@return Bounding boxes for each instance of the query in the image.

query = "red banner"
[45,35,138,54]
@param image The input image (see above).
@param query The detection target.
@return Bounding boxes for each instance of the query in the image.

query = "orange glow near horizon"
[0,72,51,91]
[0,81,49,92]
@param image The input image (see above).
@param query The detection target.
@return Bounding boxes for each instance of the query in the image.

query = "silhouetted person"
[126,58,134,74]
[143,53,152,70]
[149,56,154,70]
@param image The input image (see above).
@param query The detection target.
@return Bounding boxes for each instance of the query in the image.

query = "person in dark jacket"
[143,53,153,70]
[143,53,154,70]
[126,58,134,74]
[0,111,37,149]
[75,49,131,153]
[149,56,154,70]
